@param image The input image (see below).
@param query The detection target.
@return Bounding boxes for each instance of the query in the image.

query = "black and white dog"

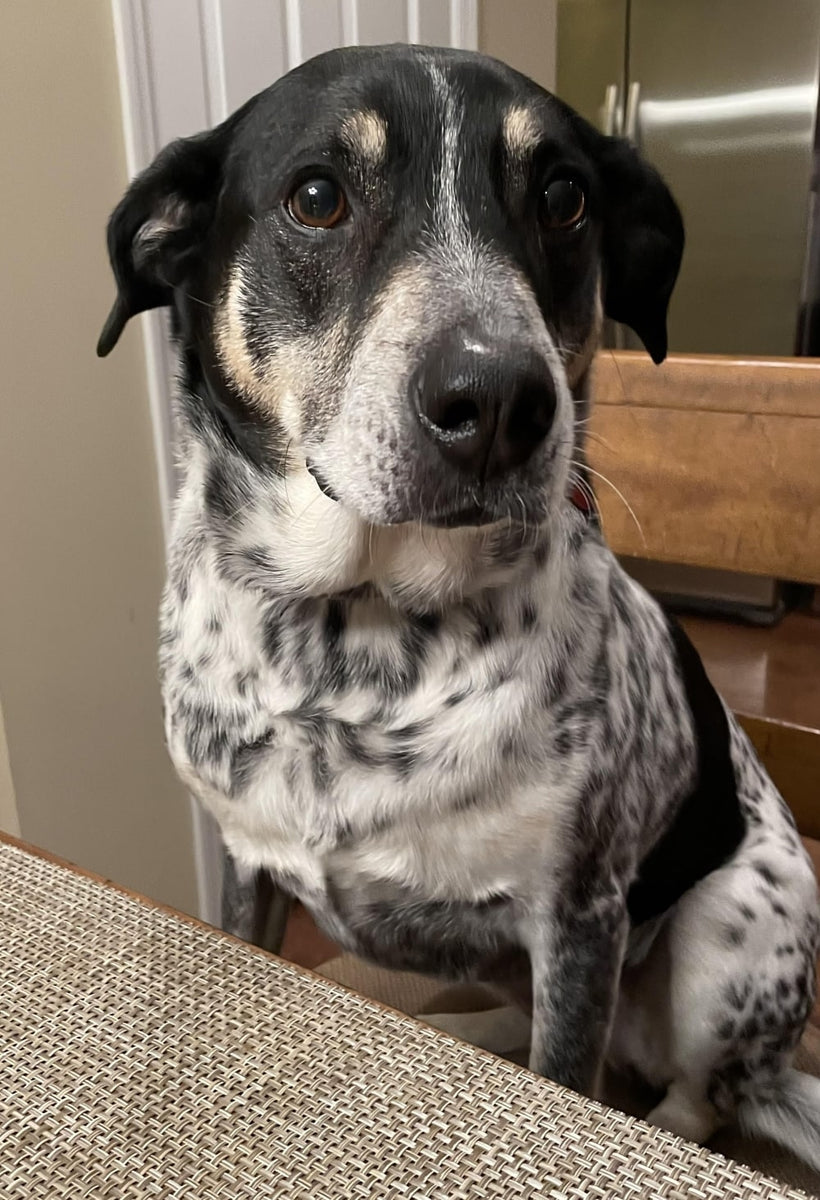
[99,46,820,1163]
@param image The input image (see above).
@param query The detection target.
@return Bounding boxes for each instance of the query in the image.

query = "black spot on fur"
[589,628,611,696]
[725,925,746,948]
[310,742,332,793]
[627,618,745,926]
[719,1059,751,1088]
[204,458,239,524]
[242,546,279,576]
[554,728,575,756]
[473,610,502,647]
[231,729,275,792]
[388,746,421,778]
[325,600,346,641]
[740,1016,761,1040]
[176,566,190,606]
[335,721,370,766]
[487,664,514,691]
[725,979,752,1012]
[755,862,781,888]
[758,1049,779,1073]
[262,611,283,663]
[234,669,258,697]
[609,570,633,626]
[540,658,569,707]
[533,542,549,569]
[413,611,441,636]
[389,720,430,742]
[322,601,351,692]
[521,603,537,631]
[453,793,481,813]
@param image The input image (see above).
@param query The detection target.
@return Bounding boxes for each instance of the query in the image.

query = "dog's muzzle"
[412,334,557,481]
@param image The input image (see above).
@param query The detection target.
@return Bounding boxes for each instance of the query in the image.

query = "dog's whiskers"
[604,347,628,403]
[583,429,617,454]
[292,490,324,526]
[574,416,616,455]
[279,440,294,515]
[573,460,646,546]
[179,289,217,310]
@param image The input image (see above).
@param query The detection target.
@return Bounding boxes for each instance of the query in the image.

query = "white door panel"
[213,0,289,118]
[294,0,346,63]
[416,0,452,46]
[356,0,408,44]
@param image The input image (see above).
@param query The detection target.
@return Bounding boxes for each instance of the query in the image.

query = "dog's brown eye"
[288,177,347,228]
[542,179,585,230]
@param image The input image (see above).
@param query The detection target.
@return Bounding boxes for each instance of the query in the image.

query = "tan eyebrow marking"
[340,109,388,165]
[503,104,542,159]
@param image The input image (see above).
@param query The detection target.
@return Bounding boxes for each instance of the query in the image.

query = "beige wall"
[0,2,197,913]
[479,0,557,92]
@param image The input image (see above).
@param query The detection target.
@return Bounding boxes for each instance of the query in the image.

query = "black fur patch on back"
[627,616,745,925]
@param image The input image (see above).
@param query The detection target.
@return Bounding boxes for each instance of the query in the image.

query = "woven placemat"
[0,839,810,1199]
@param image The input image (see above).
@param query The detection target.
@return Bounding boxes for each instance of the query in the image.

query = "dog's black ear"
[97,129,226,357]
[596,137,684,364]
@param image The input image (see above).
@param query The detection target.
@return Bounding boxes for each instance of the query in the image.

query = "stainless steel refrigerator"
[556,0,820,357]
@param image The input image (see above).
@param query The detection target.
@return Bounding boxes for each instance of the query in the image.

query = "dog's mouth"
[424,503,500,528]
[307,459,503,528]
[306,460,342,503]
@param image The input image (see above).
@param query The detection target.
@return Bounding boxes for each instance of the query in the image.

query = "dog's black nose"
[413,342,557,478]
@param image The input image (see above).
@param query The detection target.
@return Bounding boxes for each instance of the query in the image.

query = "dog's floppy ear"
[596,137,684,364]
[97,128,226,357]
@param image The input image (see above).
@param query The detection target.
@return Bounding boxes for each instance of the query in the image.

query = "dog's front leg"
[221,847,292,953]
[526,890,628,1098]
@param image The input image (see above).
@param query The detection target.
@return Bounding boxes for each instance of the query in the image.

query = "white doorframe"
[110,0,478,923]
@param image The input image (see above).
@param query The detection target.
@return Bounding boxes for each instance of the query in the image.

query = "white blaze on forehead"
[340,109,388,165]
[425,61,470,253]
[503,104,541,159]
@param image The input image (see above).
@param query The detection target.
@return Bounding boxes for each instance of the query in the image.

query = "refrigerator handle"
[601,84,623,136]
[624,81,642,145]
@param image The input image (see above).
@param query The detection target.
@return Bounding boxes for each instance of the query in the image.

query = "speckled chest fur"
[159,466,694,963]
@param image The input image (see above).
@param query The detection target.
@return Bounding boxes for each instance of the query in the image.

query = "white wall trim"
[285,0,304,68]
[199,0,229,126]
[406,0,420,44]
[341,0,360,46]
[110,0,176,543]
[110,0,156,175]
[451,0,479,50]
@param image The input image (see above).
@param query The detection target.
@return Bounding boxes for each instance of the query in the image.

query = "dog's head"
[100,46,682,602]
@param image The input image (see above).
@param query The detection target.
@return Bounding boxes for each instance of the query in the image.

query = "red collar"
[568,481,595,517]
